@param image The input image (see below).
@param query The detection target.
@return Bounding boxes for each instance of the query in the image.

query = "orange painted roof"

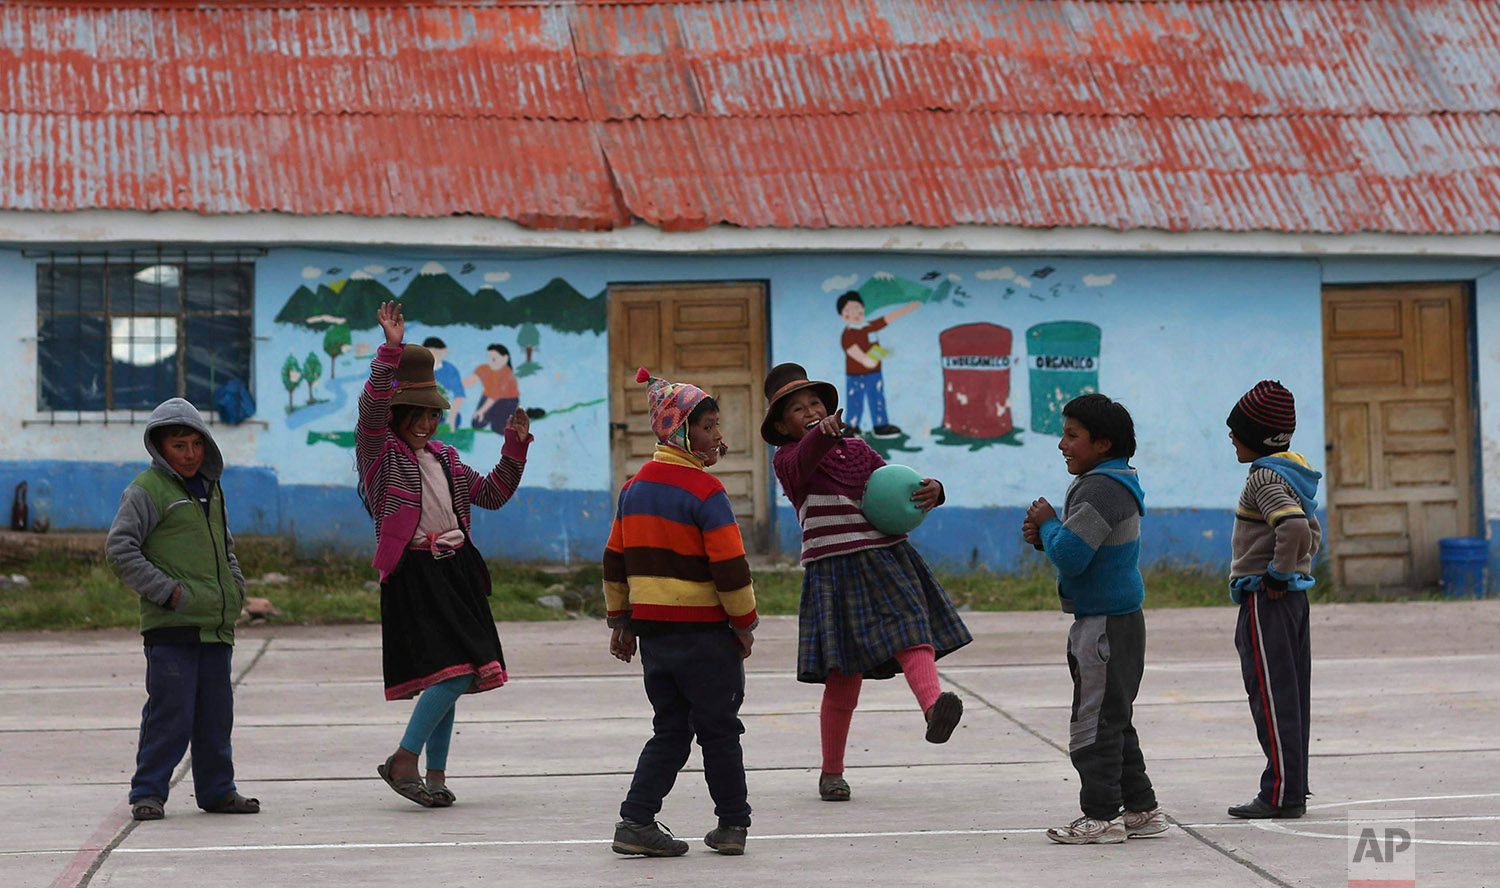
[2,0,1498,233]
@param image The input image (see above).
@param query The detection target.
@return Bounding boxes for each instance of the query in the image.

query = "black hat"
[760,363,839,446]
[1227,380,1295,456]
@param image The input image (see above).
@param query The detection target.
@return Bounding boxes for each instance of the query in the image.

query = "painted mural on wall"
[269,260,607,457]
[816,265,1114,458]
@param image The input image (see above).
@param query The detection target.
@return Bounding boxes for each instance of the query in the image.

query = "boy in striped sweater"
[1225,381,1322,820]
[605,368,757,858]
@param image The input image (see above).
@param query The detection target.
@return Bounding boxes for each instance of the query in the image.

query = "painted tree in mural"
[280,354,302,409]
[518,322,540,363]
[303,352,323,402]
[322,323,351,378]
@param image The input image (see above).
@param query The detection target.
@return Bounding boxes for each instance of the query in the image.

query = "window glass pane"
[37,315,107,411]
[110,314,178,411]
[184,315,252,407]
[184,263,253,312]
[108,264,179,315]
[37,264,104,313]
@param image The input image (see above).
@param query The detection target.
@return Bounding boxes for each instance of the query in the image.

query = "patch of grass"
[0,536,1457,633]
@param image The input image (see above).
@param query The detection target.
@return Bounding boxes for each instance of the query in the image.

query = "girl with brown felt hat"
[761,362,972,803]
[359,301,534,811]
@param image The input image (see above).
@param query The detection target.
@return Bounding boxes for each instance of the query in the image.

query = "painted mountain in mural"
[273,268,606,333]
[275,285,322,326]
[507,278,606,333]
[336,274,397,329]
[399,263,468,327]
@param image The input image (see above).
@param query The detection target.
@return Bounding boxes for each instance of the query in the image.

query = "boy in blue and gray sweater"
[1024,394,1165,845]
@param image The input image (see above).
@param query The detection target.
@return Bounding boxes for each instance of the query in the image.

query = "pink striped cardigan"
[774,431,915,564]
[357,343,531,581]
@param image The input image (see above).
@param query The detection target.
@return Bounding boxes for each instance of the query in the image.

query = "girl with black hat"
[761,362,972,803]
[359,301,533,809]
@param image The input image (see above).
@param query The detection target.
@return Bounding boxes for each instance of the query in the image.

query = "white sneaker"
[1046,815,1126,845]
[1123,807,1169,838]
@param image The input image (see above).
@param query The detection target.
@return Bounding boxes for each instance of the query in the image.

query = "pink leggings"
[820,644,942,775]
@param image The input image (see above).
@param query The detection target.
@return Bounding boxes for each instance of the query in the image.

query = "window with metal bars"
[34,250,257,421]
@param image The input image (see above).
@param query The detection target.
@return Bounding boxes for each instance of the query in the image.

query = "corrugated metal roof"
[2,0,1499,233]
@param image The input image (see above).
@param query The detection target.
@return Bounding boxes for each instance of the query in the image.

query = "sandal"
[426,783,456,808]
[131,797,165,821]
[378,754,434,808]
[819,773,851,802]
[204,791,261,814]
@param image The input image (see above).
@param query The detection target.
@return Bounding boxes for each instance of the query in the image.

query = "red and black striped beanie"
[1227,380,1296,456]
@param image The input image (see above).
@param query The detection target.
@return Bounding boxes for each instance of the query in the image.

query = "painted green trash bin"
[1027,321,1102,435]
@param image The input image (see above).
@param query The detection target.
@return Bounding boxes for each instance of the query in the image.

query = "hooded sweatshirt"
[1038,458,1147,617]
[106,399,246,645]
[1229,452,1323,603]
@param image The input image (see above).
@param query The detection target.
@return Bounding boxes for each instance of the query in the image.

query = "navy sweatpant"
[1235,589,1311,808]
[620,629,751,829]
[130,642,239,808]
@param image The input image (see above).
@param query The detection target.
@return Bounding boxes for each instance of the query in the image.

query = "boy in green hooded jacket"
[106,398,259,821]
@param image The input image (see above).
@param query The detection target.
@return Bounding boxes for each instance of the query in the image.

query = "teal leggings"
[399,675,471,770]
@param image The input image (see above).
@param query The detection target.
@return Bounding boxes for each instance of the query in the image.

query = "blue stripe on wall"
[0,460,1412,586]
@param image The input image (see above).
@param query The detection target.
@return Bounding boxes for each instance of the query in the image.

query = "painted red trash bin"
[939,323,1013,438]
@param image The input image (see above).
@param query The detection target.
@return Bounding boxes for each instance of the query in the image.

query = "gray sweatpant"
[1066,610,1157,820]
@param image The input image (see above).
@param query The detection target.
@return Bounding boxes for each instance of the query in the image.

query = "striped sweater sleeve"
[602,487,630,628]
[1040,476,1135,578]
[1247,468,1313,580]
[467,428,532,510]
[697,488,758,630]
[356,343,402,477]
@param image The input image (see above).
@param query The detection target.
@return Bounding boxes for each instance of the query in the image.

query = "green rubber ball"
[862,464,926,536]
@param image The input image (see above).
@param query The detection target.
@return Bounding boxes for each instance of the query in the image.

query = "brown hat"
[389,344,451,411]
[760,362,839,446]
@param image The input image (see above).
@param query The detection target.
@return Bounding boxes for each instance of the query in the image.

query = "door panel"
[608,281,771,552]
[1323,283,1474,592]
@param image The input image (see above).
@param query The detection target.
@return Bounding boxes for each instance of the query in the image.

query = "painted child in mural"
[466,343,520,433]
[1021,393,1166,844]
[106,399,260,821]
[1224,381,1321,822]
[421,336,467,430]
[604,368,757,857]
[360,301,533,809]
[836,291,921,439]
[762,362,971,803]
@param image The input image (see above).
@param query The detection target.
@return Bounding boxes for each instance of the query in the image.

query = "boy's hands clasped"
[1022,497,1056,550]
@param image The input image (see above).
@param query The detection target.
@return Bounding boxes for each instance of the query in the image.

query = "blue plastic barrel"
[1437,537,1487,599]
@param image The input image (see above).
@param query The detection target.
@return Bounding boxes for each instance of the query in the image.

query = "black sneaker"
[612,819,689,857]
[704,825,748,855]
[1227,798,1305,819]
[871,424,903,439]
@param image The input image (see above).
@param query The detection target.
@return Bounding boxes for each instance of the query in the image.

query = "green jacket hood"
[143,399,224,481]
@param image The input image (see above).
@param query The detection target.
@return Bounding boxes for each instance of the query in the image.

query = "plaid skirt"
[797,541,973,683]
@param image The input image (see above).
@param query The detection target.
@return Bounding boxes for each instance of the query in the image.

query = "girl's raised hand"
[505,407,531,439]
[376,301,405,347]
[818,408,845,438]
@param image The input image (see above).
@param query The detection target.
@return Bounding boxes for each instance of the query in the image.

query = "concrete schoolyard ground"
[3,602,1497,888]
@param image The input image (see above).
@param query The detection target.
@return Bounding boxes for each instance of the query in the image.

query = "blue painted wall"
[0,245,1492,591]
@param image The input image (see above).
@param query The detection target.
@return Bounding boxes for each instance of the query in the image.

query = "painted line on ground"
[0,813,1471,858]
[55,638,274,888]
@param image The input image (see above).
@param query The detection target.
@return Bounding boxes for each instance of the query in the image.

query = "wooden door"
[1323,283,1475,592]
[607,282,771,552]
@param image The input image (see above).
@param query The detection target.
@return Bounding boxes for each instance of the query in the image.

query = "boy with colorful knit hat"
[1225,380,1323,820]
[605,368,757,857]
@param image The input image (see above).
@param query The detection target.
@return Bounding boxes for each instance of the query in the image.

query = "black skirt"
[380,542,507,701]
